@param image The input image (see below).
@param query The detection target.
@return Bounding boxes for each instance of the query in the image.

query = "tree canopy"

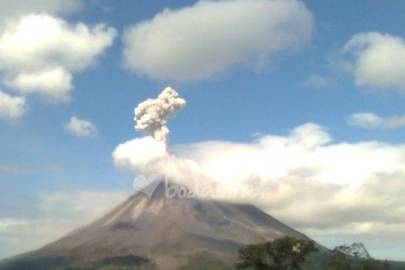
[236,236,317,270]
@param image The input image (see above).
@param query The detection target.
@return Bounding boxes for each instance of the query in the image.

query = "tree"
[361,259,391,270]
[236,236,317,270]
[327,250,392,270]
[327,250,357,270]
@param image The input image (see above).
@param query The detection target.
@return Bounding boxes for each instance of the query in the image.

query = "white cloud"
[299,73,332,89]
[113,123,405,240]
[0,0,82,25]
[0,14,116,101]
[0,90,25,120]
[0,189,127,259]
[5,68,72,101]
[348,112,405,129]
[113,136,167,170]
[343,32,405,91]
[65,116,97,137]
[123,0,313,82]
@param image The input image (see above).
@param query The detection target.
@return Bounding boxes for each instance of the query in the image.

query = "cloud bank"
[113,122,405,240]
[348,112,405,129]
[343,32,405,91]
[0,14,116,102]
[123,0,313,82]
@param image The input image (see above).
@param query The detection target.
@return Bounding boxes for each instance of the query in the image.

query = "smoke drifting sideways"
[134,86,186,143]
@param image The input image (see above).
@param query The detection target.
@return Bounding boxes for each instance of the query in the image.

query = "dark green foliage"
[327,250,392,270]
[327,251,355,270]
[236,236,317,270]
[236,244,271,270]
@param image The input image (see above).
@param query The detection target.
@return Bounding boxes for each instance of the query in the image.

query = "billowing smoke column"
[134,87,186,143]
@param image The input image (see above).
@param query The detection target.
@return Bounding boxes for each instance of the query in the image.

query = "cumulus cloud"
[123,0,313,82]
[0,90,25,120]
[5,68,72,100]
[343,32,405,91]
[113,122,405,240]
[0,14,116,101]
[65,116,97,137]
[348,112,405,129]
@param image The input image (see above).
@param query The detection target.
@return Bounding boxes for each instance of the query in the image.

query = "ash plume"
[134,87,186,143]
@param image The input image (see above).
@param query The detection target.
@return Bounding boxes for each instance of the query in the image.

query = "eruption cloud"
[114,88,405,247]
[134,87,186,143]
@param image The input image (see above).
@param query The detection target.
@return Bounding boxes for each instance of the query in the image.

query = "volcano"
[0,180,310,270]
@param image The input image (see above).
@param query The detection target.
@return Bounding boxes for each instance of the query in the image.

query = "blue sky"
[1,0,405,261]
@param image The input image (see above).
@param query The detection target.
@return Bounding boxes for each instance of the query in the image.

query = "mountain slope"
[0,180,307,270]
